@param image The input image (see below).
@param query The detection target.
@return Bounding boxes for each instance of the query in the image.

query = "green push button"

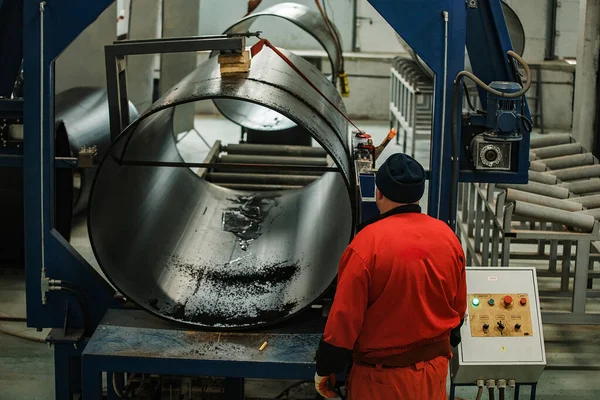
[488,299,495,306]
[471,298,480,306]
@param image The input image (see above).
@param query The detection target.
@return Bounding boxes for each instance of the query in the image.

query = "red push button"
[503,295,513,306]
[520,298,527,306]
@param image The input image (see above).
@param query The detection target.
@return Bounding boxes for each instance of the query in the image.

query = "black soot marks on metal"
[222,194,280,250]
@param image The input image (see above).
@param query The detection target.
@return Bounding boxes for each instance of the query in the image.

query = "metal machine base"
[81,309,324,399]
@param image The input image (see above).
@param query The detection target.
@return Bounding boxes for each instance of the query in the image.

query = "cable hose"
[489,387,496,400]
[475,386,484,400]
[499,387,505,400]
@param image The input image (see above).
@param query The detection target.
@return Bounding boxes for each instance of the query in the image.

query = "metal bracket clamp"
[104,34,248,142]
[77,146,97,168]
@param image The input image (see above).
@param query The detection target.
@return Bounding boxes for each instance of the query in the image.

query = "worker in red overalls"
[314,153,466,400]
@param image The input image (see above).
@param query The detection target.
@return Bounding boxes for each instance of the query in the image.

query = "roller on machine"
[88,48,357,329]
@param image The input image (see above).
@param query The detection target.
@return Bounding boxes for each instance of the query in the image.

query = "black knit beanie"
[376,153,425,204]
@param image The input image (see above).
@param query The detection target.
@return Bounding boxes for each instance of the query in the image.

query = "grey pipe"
[505,189,583,212]
[540,153,597,170]
[528,170,557,185]
[579,208,600,220]
[512,201,595,232]
[547,164,600,181]
[219,154,329,166]
[529,161,547,172]
[531,143,585,159]
[570,194,600,209]
[530,134,573,149]
[560,179,600,195]
[88,49,356,329]
[224,144,327,158]
[497,181,570,199]
[207,172,319,186]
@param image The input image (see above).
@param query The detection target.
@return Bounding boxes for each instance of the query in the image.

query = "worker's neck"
[379,201,417,214]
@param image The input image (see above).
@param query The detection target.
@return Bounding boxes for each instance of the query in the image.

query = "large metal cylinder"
[88,49,357,329]
[213,2,342,133]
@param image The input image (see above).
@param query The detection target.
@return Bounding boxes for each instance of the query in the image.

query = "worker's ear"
[375,187,384,201]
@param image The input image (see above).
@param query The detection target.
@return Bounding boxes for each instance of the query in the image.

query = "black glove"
[450,319,464,348]
[315,337,353,376]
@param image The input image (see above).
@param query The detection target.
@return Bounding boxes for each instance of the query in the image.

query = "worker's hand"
[314,372,339,398]
[450,319,464,347]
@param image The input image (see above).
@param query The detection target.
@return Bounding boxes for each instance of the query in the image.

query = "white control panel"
[451,267,546,384]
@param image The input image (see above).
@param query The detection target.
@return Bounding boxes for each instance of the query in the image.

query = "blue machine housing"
[486,81,525,138]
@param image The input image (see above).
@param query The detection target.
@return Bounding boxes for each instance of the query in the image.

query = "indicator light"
[472,298,480,306]
[488,298,495,306]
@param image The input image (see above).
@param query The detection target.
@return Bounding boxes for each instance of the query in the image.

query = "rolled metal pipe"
[505,189,583,212]
[497,181,570,199]
[540,153,597,170]
[224,143,327,158]
[55,87,138,215]
[219,154,329,166]
[88,49,356,329]
[569,194,600,209]
[531,143,585,159]
[207,172,319,186]
[213,2,342,133]
[530,134,573,149]
[529,161,547,172]
[528,170,557,185]
[512,201,595,232]
[559,179,600,195]
[547,164,600,181]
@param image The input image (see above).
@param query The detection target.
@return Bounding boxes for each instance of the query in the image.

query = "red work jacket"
[323,205,466,358]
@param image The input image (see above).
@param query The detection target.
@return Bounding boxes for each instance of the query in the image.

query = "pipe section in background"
[570,194,600,209]
[530,134,573,149]
[88,49,357,329]
[505,189,583,212]
[547,164,600,181]
[560,179,600,195]
[512,201,595,232]
[531,143,585,159]
[497,181,570,199]
[213,2,342,133]
[528,170,557,185]
[539,153,597,170]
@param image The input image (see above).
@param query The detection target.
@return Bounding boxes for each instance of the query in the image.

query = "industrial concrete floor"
[2,116,600,399]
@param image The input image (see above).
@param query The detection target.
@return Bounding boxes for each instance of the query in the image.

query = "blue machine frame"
[0,0,530,398]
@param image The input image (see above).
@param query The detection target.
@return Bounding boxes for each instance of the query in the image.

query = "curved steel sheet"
[213,2,342,132]
[400,2,526,78]
[55,87,138,214]
[88,49,357,329]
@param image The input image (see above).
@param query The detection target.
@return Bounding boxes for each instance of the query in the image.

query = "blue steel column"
[367,0,467,224]
[23,0,116,328]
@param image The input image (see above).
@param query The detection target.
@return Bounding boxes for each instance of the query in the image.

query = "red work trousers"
[347,356,449,400]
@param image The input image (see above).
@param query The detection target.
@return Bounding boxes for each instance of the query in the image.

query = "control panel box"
[451,267,546,384]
